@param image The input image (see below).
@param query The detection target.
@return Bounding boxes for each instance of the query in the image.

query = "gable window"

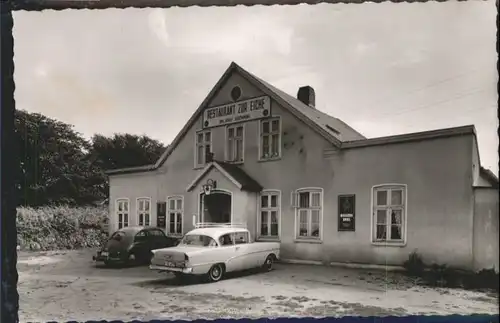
[195,130,212,167]
[260,118,281,160]
[167,196,183,235]
[226,125,244,163]
[293,188,322,240]
[372,185,406,244]
[137,198,151,226]
[259,190,280,239]
[116,199,129,229]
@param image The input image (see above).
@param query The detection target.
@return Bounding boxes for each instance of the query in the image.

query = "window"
[219,233,234,246]
[195,130,212,167]
[259,190,280,238]
[180,234,217,247]
[234,232,249,244]
[226,125,244,162]
[137,198,151,226]
[148,229,166,237]
[372,185,406,243]
[116,199,129,229]
[134,231,146,241]
[293,189,322,240]
[260,118,281,160]
[167,196,183,235]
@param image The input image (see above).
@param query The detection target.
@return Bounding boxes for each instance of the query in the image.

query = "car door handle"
[235,247,240,251]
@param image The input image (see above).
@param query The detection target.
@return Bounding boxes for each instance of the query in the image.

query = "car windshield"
[179,234,217,247]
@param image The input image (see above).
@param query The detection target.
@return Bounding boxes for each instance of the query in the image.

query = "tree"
[88,133,166,171]
[14,110,167,206]
[15,110,102,206]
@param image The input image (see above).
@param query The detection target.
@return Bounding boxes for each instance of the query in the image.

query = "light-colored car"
[149,223,280,282]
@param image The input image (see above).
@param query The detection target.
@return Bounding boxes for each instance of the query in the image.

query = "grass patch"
[17,206,109,251]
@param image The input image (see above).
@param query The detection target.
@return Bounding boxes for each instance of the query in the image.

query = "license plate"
[101,252,109,257]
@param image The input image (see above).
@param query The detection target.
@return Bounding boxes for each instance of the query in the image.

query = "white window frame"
[167,195,184,236]
[194,130,212,168]
[258,117,281,161]
[115,198,129,230]
[257,190,281,240]
[136,197,151,227]
[292,188,323,241]
[225,124,245,163]
[370,184,407,246]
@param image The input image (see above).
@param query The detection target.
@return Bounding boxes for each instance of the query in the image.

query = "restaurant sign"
[202,95,271,128]
[338,194,356,231]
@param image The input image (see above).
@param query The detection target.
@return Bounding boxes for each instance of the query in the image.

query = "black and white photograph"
[8,0,499,321]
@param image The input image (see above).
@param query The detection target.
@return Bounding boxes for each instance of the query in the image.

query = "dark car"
[93,226,179,266]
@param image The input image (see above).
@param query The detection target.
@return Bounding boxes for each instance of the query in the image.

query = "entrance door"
[201,191,232,223]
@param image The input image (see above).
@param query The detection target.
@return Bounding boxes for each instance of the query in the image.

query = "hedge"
[16,206,110,251]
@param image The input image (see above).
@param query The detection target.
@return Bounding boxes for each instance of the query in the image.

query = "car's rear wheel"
[207,264,224,283]
[263,255,274,272]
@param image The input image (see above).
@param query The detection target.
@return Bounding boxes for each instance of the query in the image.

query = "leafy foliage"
[403,251,499,292]
[89,133,166,171]
[15,110,102,206]
[403,250,425,277]
[15,110,167,207]
[16,206,109,251]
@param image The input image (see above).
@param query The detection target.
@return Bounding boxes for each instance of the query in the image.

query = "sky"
[13,1,498,173]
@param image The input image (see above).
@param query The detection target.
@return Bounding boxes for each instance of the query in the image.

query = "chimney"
[297,86,316,108]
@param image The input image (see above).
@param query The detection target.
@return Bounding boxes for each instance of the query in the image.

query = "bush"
[403,251,425,277]
[16,206,109,251]
[402,251,499,292]
[462,268,500,291]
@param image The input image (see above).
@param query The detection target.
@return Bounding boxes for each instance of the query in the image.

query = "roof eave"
[105,164,155,176]
[235,65,342,148]
[154,62,239,169]
[340,125,476,149]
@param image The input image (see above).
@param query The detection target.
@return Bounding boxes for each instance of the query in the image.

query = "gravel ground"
[17,249,499,322]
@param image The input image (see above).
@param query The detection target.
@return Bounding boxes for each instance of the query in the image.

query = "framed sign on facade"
[338,194,355,231]
[156,202,166,229]
[202,95,271,128]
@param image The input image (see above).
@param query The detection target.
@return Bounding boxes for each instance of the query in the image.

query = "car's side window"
[219,234,234,246]
[150,229,166,237]
[135,231,146,241]
[234,232,249,244]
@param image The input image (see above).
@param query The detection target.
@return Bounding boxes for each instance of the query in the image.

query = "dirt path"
[17,249,499,322]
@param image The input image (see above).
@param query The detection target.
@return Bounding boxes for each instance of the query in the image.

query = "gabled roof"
[251,74,366,142]
[186,161,263,193]
[107,62,364,176]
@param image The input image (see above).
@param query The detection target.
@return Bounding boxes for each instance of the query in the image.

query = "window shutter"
[290,191,299,208]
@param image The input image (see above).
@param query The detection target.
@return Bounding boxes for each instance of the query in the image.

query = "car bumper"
[93,254,124,263]
[149,264,194,274]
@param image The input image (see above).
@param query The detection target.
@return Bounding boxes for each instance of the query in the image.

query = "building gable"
[151,62,343,169]
[107,61,362,176]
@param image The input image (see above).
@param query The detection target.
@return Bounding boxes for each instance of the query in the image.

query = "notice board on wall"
[338,194,355,231]
[156,202,166,229]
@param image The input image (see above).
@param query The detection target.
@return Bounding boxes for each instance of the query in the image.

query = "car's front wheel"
[207,264,224,282]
